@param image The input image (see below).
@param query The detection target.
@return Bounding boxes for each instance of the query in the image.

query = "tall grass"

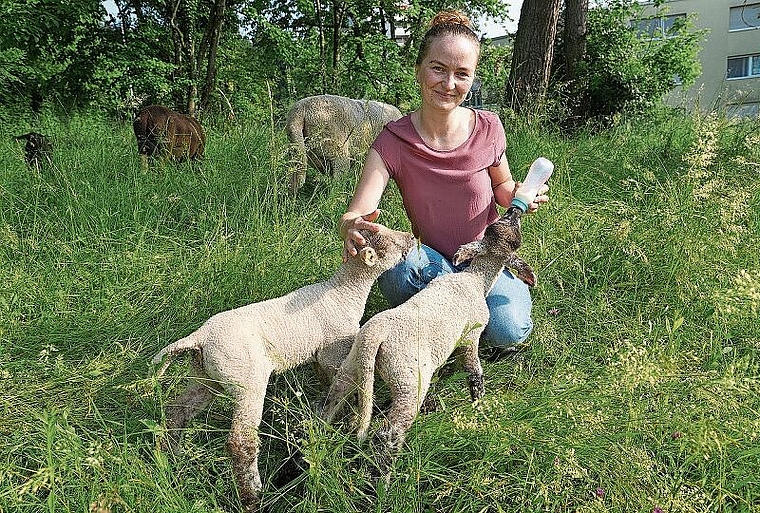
[1,109,758,513]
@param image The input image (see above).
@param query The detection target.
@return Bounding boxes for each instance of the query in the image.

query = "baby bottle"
[511,157,554,213]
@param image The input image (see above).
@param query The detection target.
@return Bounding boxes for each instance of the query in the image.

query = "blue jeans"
[377,244,534,348]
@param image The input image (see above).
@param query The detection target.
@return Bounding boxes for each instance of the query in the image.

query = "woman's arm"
[339,148,391,260]
[488,154,517,208]
[489,154,550,212]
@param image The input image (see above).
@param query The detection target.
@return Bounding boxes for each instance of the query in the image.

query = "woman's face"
[416,34,478,112]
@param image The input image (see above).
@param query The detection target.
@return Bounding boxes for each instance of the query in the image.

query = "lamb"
[150,218,415,509]
[321,207,537,477]
[14,132,53,169]
[285,94,402,193]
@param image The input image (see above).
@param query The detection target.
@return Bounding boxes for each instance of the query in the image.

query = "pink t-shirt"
[371,109,506,260]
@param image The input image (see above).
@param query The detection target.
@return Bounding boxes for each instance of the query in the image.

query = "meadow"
[1,109,759,513]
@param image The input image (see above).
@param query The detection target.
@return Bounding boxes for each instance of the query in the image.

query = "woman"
[339,10,549,350]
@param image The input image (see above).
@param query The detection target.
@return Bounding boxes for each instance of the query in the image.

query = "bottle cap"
[511,197,530,212]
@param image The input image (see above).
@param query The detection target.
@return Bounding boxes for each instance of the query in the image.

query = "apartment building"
[640,0,760,117]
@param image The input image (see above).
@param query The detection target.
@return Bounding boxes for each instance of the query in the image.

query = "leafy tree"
[504,0,562,114]
[0,0,108,114]
[561,0,588,86]
[561,0,705,127]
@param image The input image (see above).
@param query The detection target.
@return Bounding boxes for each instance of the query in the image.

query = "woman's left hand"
[527,184,550,213]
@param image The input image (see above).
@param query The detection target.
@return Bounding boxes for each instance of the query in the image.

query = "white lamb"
[150,221,415,508]
[321,207,537,477]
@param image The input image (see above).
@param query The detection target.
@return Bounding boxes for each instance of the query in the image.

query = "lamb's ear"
[506,255,537,287]
[359,247,378,267]
[452,241,484,266]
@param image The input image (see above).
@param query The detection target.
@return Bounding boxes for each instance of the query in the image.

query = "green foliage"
[0,0,109,112]
[476,40,512,107]
[1,108,759,512]
[554,0,705,128]
[1,0,515,118]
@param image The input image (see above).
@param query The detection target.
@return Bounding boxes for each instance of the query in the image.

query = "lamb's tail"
[150,333,201,378]
[355,323,388,443]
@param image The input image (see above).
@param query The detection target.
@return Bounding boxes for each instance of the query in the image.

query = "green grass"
[1,109,759,513]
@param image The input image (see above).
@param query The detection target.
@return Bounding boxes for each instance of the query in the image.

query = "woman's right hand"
[340,210,382,261]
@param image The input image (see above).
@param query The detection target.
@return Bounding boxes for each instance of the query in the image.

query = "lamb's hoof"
[420,392,442,414]
[468,373,485,401]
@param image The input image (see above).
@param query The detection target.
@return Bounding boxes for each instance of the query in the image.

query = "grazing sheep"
[133,105,205,167]
[14,132,52,169]
[321,207,537,477]
[151,219,415,509]
[285,94,402,192]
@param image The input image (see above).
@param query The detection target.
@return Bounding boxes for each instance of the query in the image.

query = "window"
[636,13,686,39]
[726,102,760,119]
[727,54,760,79]
[729,3,760,31]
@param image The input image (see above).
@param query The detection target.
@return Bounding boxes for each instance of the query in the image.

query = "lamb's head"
[353,226,416,274]
[452,206,524,265]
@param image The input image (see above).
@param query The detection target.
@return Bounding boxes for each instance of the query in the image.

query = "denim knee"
[377,245,452,307]
[482,309,533,347]
[481,271,534,348]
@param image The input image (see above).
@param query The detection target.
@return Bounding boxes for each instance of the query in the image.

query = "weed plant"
[1,109,758,513]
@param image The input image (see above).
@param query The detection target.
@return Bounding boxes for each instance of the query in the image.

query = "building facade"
[640,0,760,117]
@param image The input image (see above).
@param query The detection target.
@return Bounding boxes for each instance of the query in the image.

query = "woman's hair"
[415,10,481,66]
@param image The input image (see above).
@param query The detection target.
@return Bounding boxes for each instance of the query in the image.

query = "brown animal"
[133,105,205,167]
[14,132,53,169]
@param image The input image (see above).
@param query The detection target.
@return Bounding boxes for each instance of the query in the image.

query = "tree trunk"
[563,0,588,84]
[200,0,226,112]
[331,0,346,90]
[504,0,562,113]
[315,0,326,92]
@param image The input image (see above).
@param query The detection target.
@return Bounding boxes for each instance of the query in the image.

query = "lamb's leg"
[163,375,218,454]
[320,358,359,424]
[459,336,485,401]
[331,151,351,177]
[287,142,308,193]
[372,371,433,480]
[228,388,267,510]
[314,335,354,388]
[290,167,306,193]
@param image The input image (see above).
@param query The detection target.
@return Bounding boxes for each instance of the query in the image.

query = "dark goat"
[133,105,205,167]
[14,132,53,169]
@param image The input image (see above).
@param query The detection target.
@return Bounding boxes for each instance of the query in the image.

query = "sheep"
[13,132,52,169]
[133,105,205,167]
[285,94,402,193]
[150,220,415,509]
[320,206,537,478]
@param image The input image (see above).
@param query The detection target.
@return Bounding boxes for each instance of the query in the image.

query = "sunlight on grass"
[1,109,759,512]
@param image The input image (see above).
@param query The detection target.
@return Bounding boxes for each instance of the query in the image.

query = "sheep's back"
[204,281,363,374]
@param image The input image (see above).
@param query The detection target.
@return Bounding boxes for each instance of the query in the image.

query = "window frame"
[726,53,760,80]
[636,12,687,40]
[729,3,760,32]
